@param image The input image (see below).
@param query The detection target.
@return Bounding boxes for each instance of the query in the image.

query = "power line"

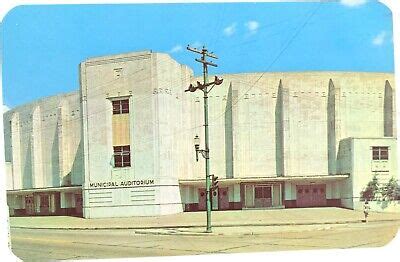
[207,3,323,124]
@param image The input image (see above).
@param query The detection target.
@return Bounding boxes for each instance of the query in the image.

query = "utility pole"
[185,45,223,233]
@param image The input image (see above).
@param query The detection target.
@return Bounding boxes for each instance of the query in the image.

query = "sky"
[1,0,395,109]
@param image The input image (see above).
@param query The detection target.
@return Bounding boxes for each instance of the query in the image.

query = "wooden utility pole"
[186,45,223,233]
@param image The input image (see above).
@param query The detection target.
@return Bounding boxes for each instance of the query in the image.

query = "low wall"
[353,200,400,213]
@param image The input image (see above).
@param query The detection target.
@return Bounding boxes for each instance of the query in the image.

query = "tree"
[382,177,400,201]
[360,176,379,201]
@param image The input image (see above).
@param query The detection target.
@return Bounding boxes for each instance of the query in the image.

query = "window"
[112,99,129,114]
[113,145,131,167]
[255,186,272,199]
[372,146,389,160]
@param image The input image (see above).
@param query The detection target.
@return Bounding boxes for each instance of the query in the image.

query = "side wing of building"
[4,92,84,216]
[181,72,397,211]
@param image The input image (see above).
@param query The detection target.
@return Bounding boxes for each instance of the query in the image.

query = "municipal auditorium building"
[3,50,398,218]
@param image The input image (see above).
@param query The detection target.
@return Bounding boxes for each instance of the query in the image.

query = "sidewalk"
[9,207,400,231]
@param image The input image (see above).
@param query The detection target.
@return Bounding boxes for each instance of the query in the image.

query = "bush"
[361,176,400,201]
[360,176,379,201]
[382,177,400,201]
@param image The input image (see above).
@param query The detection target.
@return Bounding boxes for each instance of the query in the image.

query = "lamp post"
[190,78,223,233]
[186,45,223,233]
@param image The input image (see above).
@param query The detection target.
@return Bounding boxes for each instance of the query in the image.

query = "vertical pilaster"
[275,79,290,176]
[79,62,90,218]
[384,80,394,137]
[327,79,341,174]
[58,99,71,186]
[31,106,43,187]
[11,113,22,189]
[225,82,234,178]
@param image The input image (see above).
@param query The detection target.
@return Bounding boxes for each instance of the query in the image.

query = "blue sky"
[1,0,394,109]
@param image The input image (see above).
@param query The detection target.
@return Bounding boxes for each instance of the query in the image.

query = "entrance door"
[40,194,50,215]
[218,187,229,210]
[75,193,83,216]
[245,184,254,208]
[312,185,327,207]
[25,196,34,215]
[296,184,327,208]
[254,186,272,208]
[198,188,207,211]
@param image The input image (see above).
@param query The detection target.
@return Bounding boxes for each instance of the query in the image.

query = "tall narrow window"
[372,146,389,160]
[113,145,131,167]
[112,99,129,114]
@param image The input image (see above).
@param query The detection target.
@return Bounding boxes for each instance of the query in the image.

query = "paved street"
[10,221,400,261]
[8,208,400,260]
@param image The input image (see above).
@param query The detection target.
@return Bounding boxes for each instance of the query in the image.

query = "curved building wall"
[3,91,83,190]
[188,72,395,179]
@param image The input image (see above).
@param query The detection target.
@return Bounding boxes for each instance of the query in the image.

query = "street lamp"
[194,135,200,162]
[193,135,209,162]
[194,135,200,150]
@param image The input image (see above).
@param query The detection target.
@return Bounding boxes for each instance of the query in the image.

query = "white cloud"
[372,31,386,46]
[340,0,367,7]
[169,45,183,53]
[3,104,10,113]
[223,23,237,36]
[245,21,259,34]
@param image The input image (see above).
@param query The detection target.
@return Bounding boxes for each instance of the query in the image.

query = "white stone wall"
[336,137,398,209]
[80,51,192,217]
[352,138,398,199]
[190,72,395,179]
[3,92,83,191]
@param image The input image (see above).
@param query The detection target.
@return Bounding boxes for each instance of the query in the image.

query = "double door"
[296,184,327,208]
[198,187,230,211]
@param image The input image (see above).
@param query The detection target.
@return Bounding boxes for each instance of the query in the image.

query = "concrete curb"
[133,230,223,236]
[10,218,400,231]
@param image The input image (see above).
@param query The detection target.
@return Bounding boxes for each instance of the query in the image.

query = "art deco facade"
[3,51,398,218]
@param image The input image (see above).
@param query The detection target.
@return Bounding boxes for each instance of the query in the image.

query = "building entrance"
[296,184,327,207]
[25,196,34,215]
[254,186,272,208]
[218,187,229,210]
[243,183,282,209]
[39,194,50,215]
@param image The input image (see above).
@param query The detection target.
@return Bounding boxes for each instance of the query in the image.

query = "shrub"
[382,177,400,201]
[360,175,379,201]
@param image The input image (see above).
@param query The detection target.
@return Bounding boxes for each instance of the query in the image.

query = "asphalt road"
[9,221,400,261]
